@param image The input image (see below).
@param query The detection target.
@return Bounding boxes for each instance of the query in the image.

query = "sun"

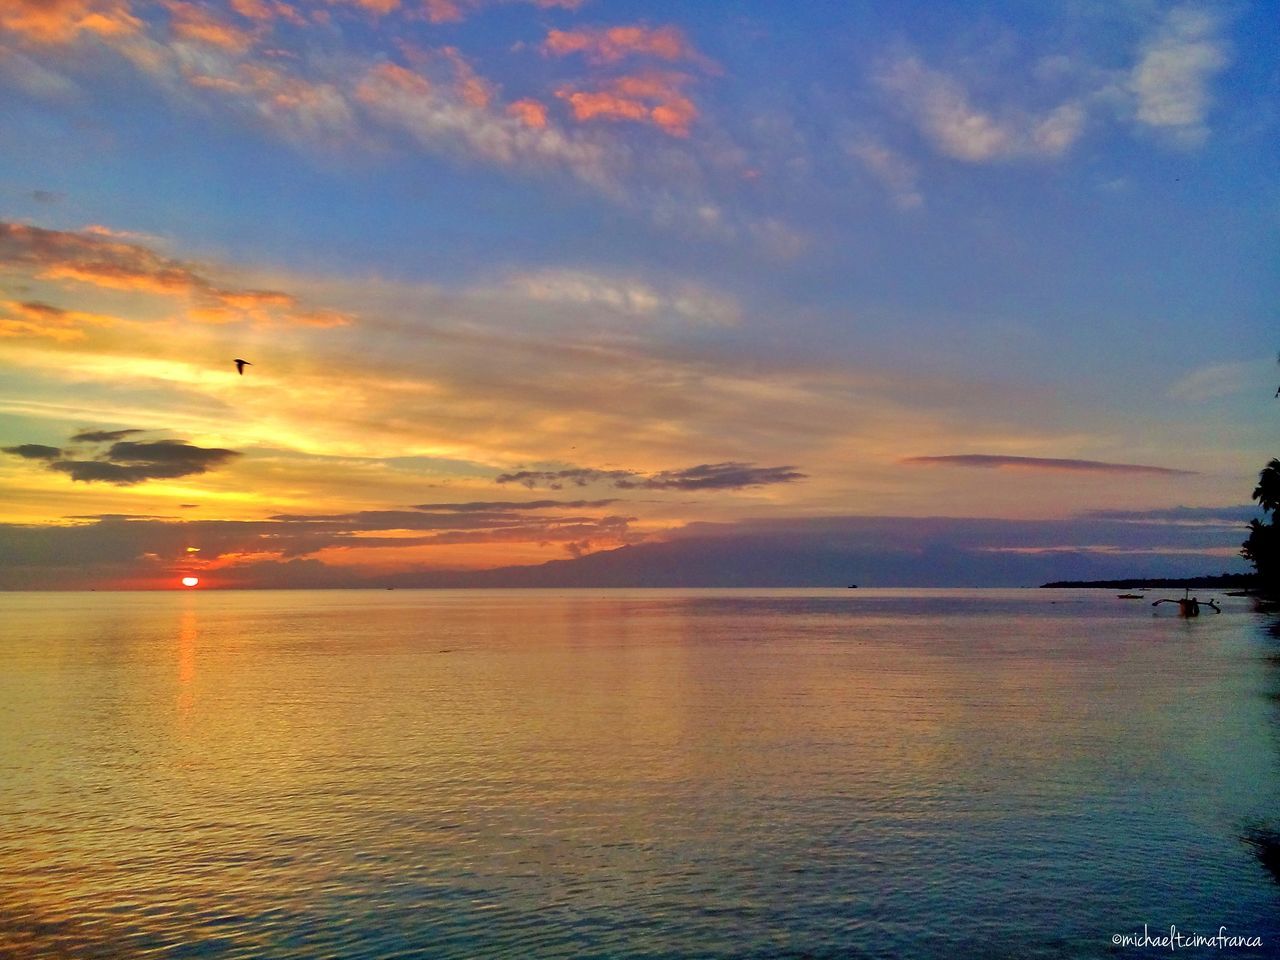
[181,576,200,588]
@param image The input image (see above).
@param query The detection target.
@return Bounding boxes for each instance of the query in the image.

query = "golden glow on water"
[177,607,197,718]
[0,589,1276,958]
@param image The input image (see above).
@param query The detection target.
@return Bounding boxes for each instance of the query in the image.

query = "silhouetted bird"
[234,359,252,375]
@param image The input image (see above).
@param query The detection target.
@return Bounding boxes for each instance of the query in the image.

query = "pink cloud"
[423,0,463,23]
[543,24,698,66]
[557,71,698,137]
[439,45,492,108]
[507,97,549,129]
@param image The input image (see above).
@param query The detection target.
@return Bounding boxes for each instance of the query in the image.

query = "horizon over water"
[2,588,1279,958]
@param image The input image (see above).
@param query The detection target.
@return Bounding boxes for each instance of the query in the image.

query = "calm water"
[2,588,1278,959]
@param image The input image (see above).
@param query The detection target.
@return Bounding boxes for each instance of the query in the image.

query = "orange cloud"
[0,221,353,328]
[229,0,306,26]
[544,24,698,65]
[164,1,256,53]
[557,71,698,137]
[0,300,116,341]
[559,88,647,125]
[0,0,140,44]
[230,0,274,19]
[187,73,246,94]
[327,0,401,14]
[507,98,548,129]
[356,62,431,104]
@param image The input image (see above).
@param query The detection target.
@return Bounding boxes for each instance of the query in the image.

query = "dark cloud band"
[4,430,241,486]
[496,461,807,491]
[2,444,62,460]
[903,454,1193,476]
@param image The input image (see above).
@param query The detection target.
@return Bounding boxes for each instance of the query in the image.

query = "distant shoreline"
[1040,574,1258,590]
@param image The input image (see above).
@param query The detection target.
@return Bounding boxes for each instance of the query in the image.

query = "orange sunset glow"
[0,0,1272,589]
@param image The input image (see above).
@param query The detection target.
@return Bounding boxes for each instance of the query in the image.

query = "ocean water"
[1,588,1278,959]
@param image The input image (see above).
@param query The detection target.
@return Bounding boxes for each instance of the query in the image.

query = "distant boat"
[1117,593,1143,599]
[847,584,858,589]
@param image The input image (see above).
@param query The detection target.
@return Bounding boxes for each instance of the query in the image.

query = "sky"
[0,0,1276,588]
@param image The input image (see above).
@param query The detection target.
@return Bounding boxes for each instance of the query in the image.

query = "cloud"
[0,299,117,340]
[29,190,63,204]
[496,462,807,491]
[1084,505,1259,525]
[410,499,619,511]
[3,6,775,251]
[422,0,462,22]
[902,455,1194,476]
[260,507,637,552]
[325,0,585,23]
[81,223,159,241]
[180,60,360,152]
[846,137,923,210]
[1167,359,1262,401]
[557,71,699,137]
[163,1,256,54]
[52,439,242,485]
[2,443,63,460]
[0,497,640,587]
[228,0,306,24]
[5,428,242,486]
[878,57,1086,162]
[506,97,548,129]
[539,22,713,139]
[327,0,401,15]
[430,0,586,21]
[70,428,145,442]
[0,0,141,45]
[0,507,1249,589]
[0,221,353,327]
[543,25,702,66]
[507,269,740,325]
[354,60,620,192]
[1129,6,1228,145]
[533,513,1247,587]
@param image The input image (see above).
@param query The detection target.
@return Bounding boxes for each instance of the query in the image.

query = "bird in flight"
[234,358,252,375]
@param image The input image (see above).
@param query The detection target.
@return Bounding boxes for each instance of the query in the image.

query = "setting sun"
[181,577,200,588]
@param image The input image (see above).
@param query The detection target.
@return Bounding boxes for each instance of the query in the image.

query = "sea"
[2,588,1278,959]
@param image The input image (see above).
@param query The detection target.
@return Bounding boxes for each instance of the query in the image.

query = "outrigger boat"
[1152,588,1220,617]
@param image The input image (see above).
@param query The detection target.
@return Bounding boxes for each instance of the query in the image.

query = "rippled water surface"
[2,588,1279,958]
